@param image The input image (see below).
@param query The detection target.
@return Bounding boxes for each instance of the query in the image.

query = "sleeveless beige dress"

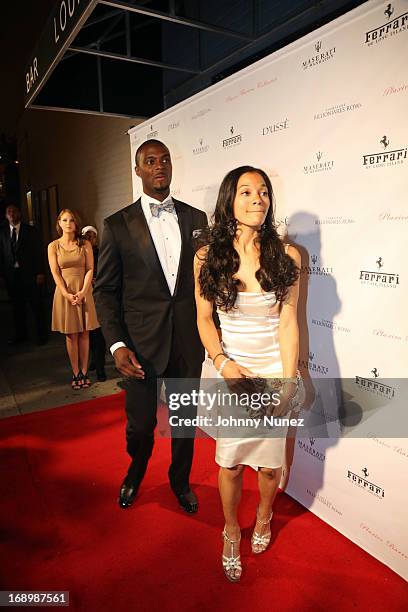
[51,240,99,334]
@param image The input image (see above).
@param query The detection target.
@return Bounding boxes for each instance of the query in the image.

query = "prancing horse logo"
[362,467,369,478]
[384,4,394,20]
[380,135,389,149]
[371,368,379,378]
[376,257,383,270]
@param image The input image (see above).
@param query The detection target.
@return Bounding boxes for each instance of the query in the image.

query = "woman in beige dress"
[194,166,301,582]
[48,209,99,389]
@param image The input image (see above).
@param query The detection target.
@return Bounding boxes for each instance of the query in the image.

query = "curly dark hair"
[198,166,299,311]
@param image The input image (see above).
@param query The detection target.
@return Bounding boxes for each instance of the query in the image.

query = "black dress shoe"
[175,489,198,514]
[96,369,107,382]
[118,480,139,509]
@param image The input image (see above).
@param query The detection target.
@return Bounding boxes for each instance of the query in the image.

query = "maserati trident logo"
[301,254,333,276]
[298,351,329,375]
[193,137,209,155]
[384,4,394,20]
[380,135,389,149]
[297,437,325,461]
[302,41,336,69]
[304,151,335,174]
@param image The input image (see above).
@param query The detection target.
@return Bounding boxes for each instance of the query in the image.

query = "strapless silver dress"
[216,291,286,469]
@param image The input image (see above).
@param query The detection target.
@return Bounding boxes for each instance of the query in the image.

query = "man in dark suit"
[94,140,207,513]
[0,204,47,345]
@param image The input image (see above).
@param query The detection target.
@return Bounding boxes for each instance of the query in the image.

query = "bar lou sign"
[24,0,96,106]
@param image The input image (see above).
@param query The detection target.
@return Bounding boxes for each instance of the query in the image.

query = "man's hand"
[113,347,145,379]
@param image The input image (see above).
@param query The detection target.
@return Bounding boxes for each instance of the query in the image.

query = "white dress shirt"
[110,192,181,355]
[10,222,21,268]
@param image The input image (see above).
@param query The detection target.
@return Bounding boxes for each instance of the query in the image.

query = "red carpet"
[1,394,406,611]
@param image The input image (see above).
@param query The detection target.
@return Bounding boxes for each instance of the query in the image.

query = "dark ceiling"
[28,0,368,119]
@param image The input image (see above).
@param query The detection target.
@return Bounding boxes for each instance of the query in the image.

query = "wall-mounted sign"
[24,0,96,106]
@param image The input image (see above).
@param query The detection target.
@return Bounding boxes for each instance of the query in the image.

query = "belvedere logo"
[359,258,400,288]
[347,467,385,498]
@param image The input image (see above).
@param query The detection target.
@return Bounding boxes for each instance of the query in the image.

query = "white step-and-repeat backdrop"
[128,0,408,579]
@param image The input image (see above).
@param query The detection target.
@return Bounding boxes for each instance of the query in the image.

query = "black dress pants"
[90,328,106,373]
[6,270,47,342]
[122,334,202,495]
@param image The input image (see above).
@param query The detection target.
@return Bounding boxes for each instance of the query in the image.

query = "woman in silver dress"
[194,166,301,581]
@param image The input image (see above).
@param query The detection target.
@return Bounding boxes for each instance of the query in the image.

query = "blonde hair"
[56,209,83,243]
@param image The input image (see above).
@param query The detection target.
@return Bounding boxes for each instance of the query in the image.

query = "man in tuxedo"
[94,140,207,513]
[0,204,47,345]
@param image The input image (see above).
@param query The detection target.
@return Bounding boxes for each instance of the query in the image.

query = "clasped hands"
[221,360,297,417]
[66,290,86,306]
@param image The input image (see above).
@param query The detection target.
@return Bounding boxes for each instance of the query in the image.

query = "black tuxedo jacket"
[94,198,208,374]
[0,222,44,284]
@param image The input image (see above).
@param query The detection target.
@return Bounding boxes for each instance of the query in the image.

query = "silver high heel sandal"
[222,528,242,582]
[251,508,273,554]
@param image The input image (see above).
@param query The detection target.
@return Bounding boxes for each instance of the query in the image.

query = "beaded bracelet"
[218,357,231,376]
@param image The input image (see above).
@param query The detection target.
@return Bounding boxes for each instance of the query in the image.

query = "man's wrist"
[110,341,126,355]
